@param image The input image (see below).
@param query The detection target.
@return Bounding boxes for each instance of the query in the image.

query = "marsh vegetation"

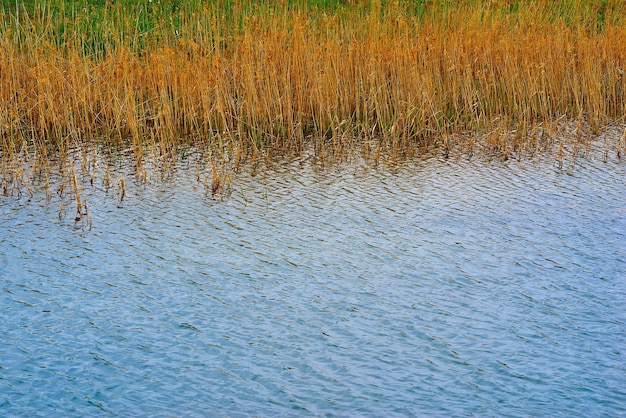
[1,0,625,205]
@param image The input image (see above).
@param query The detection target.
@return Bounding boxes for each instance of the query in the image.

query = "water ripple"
[1,153,625,416]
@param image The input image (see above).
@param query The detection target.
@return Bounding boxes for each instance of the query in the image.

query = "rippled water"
[1,151,625,417]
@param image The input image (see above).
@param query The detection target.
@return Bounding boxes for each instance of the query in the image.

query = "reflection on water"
[1,150,625,416]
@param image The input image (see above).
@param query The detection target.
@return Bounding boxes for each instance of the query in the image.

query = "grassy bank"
[1,0,625,195]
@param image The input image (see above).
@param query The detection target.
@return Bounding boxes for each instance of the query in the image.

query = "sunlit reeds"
[1,0,625,200]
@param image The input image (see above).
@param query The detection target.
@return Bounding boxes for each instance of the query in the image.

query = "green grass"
[2,1,622,59]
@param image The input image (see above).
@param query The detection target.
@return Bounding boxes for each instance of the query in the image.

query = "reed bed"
[1,0,625,199]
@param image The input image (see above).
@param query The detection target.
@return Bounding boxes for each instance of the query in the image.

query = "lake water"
[1,148,625,416]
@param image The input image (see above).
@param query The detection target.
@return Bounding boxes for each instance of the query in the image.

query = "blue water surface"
[1,151,625,417]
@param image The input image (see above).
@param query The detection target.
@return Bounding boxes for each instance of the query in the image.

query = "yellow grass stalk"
[0,0,624,187]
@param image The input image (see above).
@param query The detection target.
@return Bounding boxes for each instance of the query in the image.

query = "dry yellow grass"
[1,0,625,198]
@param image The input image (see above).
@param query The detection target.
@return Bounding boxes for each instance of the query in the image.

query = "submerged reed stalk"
[1,0,625,191]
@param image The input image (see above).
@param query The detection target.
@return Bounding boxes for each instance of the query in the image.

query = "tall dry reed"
[1,0,624,188]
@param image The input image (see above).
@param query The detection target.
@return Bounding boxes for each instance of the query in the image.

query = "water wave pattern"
[1,153,625,417]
